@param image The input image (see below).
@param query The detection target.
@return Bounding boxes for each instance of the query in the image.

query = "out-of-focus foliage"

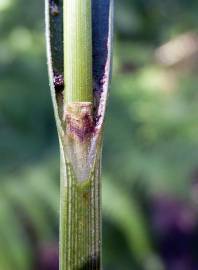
[0,0,198,269]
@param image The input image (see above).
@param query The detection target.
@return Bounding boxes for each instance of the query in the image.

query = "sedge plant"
[45,0,113,269]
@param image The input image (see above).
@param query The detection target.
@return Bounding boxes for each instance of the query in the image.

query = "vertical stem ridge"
[60,157,101,270]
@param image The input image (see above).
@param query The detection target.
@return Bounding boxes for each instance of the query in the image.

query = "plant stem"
[59,146,102,270]
[46,0,113,269]
[60,1,101,269]
[63,0,93,103]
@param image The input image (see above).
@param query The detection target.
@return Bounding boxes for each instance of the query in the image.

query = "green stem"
[63,0,93,103]
[60,1,101,269]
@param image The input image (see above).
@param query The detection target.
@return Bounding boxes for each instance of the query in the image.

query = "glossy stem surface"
[63,0,93,103]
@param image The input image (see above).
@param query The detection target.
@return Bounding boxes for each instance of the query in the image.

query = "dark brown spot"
[50,0,59,16]
[82,191,89,201]
[54,74,64,93]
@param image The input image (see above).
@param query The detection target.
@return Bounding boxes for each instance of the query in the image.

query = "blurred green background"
[1,0,198,269]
